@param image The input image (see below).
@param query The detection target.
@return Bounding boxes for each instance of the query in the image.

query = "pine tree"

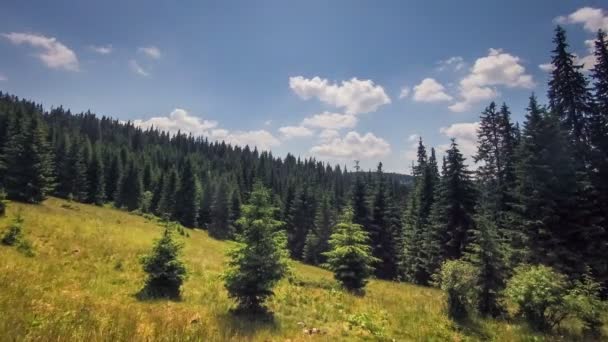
[2,113,54,203]
[54,132,73,198]
[351,169,370,231]
[370,162,398,279]
[229,190,241,235]
[67,136,89,201]
[209,179,232,239]
[323,207,378,293]
[118,161,143,211]
[198,184,213,228]
[429,139,476,262]
[87,142,105,205]
[548,26,593,167]
[285,185,315,259]
[174,158,201,227]
[303,194,335,265]
[105,152,123,203]
[156,167,179,220]
[223,183,289,312]
[140,227,187,299]
[466,213,507,317]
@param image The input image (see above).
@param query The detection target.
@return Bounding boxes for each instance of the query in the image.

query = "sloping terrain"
[0,198,596,341]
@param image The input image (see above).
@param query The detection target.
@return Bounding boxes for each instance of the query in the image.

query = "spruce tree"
[370,162,398,279]
[209,179,232,239]
[303,194,334,265]
[351,169,370,230]
[323,207,378,293]
[140,227,187,299]
[118,161,144,211]
[229,189,241,235]
[198,184,213,228]
[156,167,178,220]
[87,142,105,205]
[67,136,89,201]
[548,26,593,166]
[285,185,315,259]
[105,152,123,203]
[223,183,289,312]
[429,139,476,261]
[174,158,201,228]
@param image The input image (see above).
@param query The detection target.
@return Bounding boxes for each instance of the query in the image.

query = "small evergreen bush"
[1,214,24,246]
[563,271,605,336]
[140,228,187,299]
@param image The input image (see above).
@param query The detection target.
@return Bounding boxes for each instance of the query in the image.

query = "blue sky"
[1,1,606,173]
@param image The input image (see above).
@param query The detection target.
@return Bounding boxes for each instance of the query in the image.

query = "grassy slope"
[0,198,602,341]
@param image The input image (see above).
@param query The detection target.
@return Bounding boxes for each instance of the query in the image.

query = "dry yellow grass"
[0,198,603,341]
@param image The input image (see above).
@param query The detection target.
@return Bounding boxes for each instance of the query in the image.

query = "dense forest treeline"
[1,25,608,301]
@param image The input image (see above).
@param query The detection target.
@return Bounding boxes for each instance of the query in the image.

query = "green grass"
[0,197,605,341]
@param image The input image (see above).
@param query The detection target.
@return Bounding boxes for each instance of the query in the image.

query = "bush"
[504,265,568,331]
[1,214,24,246]
[140,228,187,299]
[563,272,605,336]
[439,260,479,320]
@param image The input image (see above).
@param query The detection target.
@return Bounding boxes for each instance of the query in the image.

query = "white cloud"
[0,73,6,81]
[133,108,218,135]
[439,122,480,160]
[278,125,314,139]
[449,48,534,112]
[539,63,556,72]
[399,86,410,99]
[408,134,419,142]
[555,7,608,32]
[319,129,340,142]
[301,111,358,130]
[413,78,453,102]
[132,108,279,150]
[2,32,79,71]
[129,59,149,77]
[437,56,466,71]
[289,76,391,115]
[138,46,161,59]
[310,131,391,160]
[89,45,112,54]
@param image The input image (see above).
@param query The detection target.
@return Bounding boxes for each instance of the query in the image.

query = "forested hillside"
[1,25,608,338]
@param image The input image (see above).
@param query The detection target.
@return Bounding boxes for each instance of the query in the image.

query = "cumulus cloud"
[138,46,161,59]
[310,131,391,159]
[89,45,112,54]
[129,59,149,77]
[399,86,410,99]
[413,78,453,102]
[555,7,608,32]
[539,63,556,72]
[2,32,79,71]
[301,111,358,130]
[449,48,534,112]
[319,129,340,142]
[132,108,280,151]
[437,56,466,71]
[438,122,480,161]
[278,125,314,139]
[289,76,391,115]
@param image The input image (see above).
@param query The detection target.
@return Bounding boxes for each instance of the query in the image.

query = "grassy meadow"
[0,197,604,341]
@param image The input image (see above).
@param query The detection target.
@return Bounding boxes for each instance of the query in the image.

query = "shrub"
[563,272,605,336]
[1,214,24,246]
[504,265,568,331]
[140,228,187,299]
[439,260,479,320]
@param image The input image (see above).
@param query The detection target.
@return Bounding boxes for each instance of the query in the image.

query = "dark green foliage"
[563,271,606,335]
[370,162,398,279]
[105,153,123,202]
[156,168,178,220]
[0,189,6,217]
[198,185,213,228]
[229,190,241,235]
[66,136,89,202]
[323,208,378,293]
[223,184,289,312]
[285,185,316,259]
[1,214,24,246]
[466,214,507,317]
[209,179,232,239]
[303,194,334,265]
[504,265,568,331]
[174,158,201,228]
[117,162,143,211]
[140,228,187,299]
[87,142,105,205]
[429,140,476,262]
[351,165,370,230]
[439,259,479,321]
